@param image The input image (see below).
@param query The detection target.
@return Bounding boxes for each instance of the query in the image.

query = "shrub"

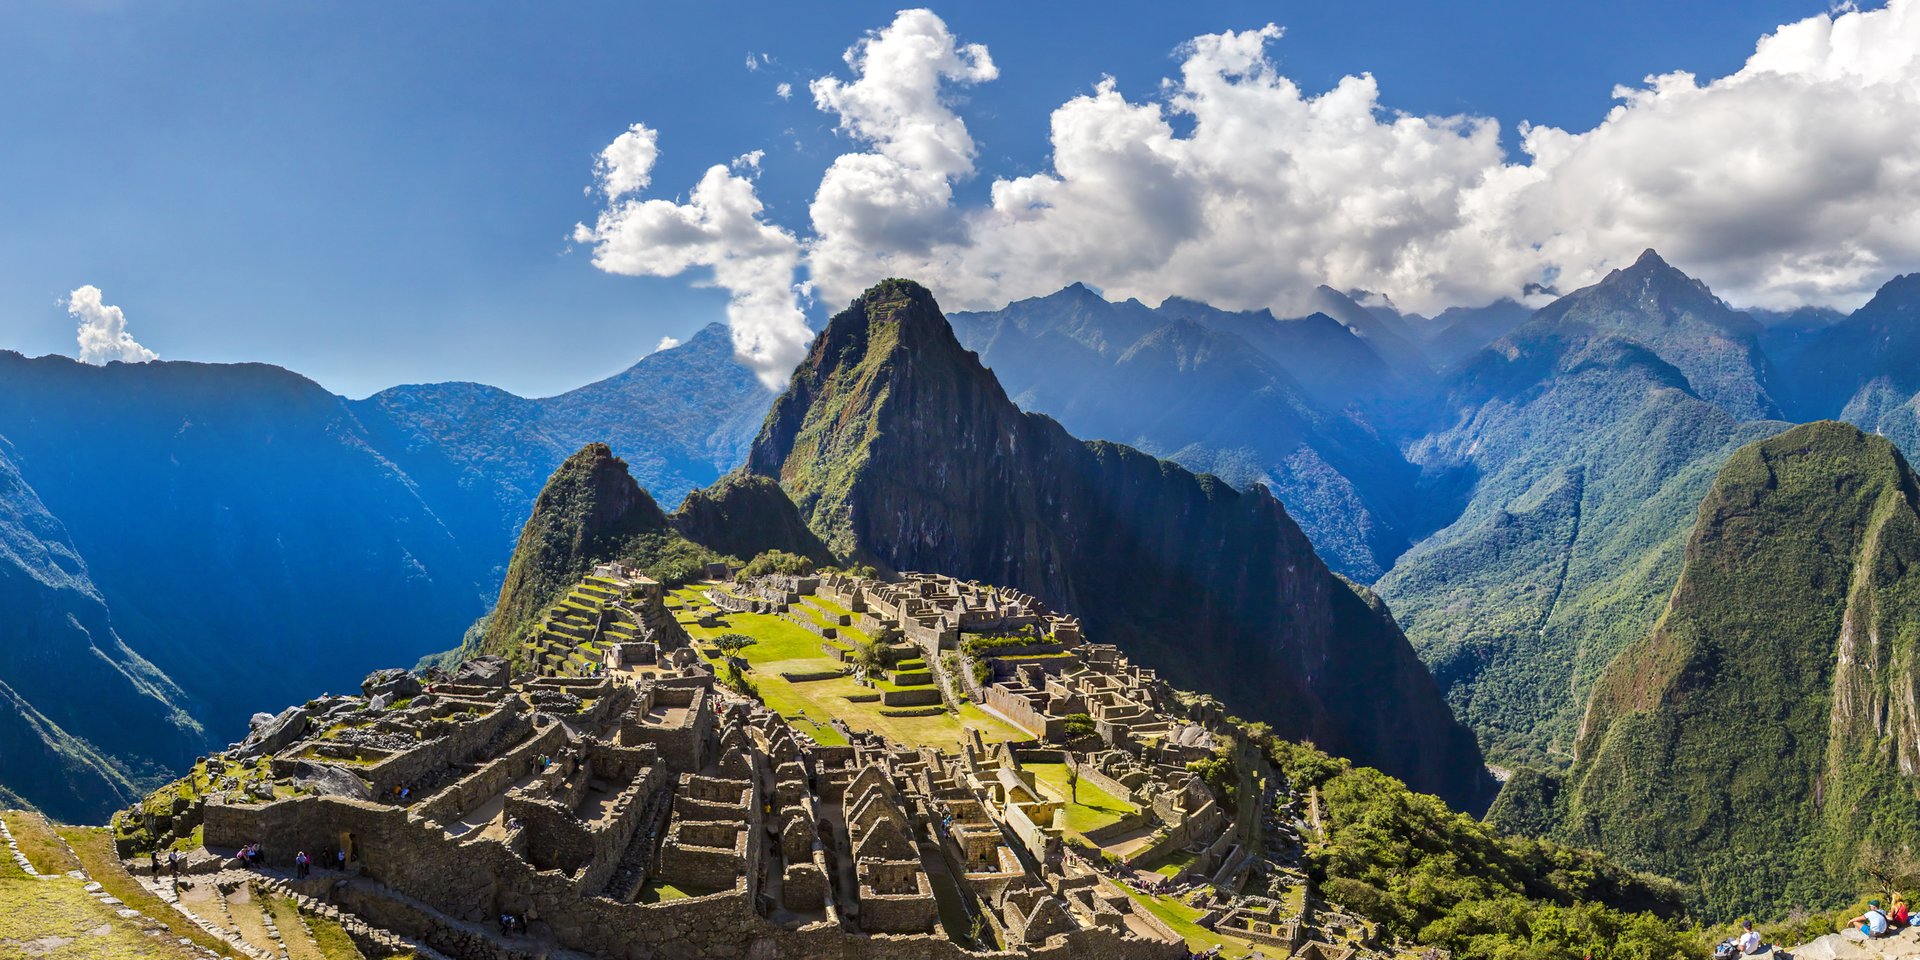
[738,549,816,579]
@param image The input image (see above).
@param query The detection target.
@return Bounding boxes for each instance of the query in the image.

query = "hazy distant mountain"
[0,439,208,821]
[1304,285,1435,376]
[952,284,1424,580]
[750,279,1494,809]
[1418,299,1536,370]
[1377,250,1786,767]
[1780,273,1920,454]
[357,320,772,566]
[0,352,491,812]
[0,327,773,814]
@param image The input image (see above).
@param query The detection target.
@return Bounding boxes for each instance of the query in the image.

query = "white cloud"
[654,335,681,353]
[590,123,658,199]
[745,53,758,72]
[583,4,1920,385]
[804,8,997,307]
[1477,0,1920,309]
[68,285,157,365]
[775,82,793,100]
[574,125,810,389]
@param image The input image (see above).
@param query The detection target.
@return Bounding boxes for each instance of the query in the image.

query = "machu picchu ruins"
[97,561,1418,960]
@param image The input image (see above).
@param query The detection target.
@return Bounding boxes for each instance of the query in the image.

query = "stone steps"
[224,881,290,958]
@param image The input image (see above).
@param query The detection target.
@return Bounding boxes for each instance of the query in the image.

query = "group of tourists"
[1849,896,1912,939]
[388,784,413,803]
[236,842,266,868]
[498,913,526,936]
[294,850,312,877]
[147,848,184,878]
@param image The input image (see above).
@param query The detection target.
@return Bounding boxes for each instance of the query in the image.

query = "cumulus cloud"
[654,335,681,353]
[68,285,157,365]
[573,125,810,389]
[583,4,1920,384]
[775,82,792,100]
[804,8,997,306]
[1481,0,1920,309]
[590,123,659,200]
[789,4,1920,316]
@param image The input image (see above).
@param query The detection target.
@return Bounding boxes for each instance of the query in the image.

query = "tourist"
[296,850,310,877]
[1852,900,1890,938]
[1737,919,1762,954]
[500,913,512,936]
[168,850,181,877]
[1895,896,1911,929]
[336,849,346,870]
[150,849,160,876]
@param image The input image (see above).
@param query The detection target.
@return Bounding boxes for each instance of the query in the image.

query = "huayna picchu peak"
[747,279,1494,812]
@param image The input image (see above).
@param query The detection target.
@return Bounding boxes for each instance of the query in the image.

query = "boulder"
[454,655,511,688]
[360,668,422,702]
[295,763,374,801]
[234,705,312,760]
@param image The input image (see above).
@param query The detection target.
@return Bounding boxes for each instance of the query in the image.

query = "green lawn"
[1147,847,1199,879]
[675,600,1027,752]
[1021,762,1138,836]
[1113,882,1256,959]
[3,810,81,874]
[638,880,726,903]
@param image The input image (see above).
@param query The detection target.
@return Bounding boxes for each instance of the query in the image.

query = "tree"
[1061,712,1097,741]
[738,549,815,580]
[1857,839,1920,900]
[1066,752,1082,804]
[713,633,757,657]
[849,637,890,680]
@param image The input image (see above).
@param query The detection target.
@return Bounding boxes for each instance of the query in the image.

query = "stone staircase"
[147,868,448,960]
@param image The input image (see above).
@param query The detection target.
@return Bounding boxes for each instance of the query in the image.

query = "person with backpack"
[1737,920,1763,954]
[1851,900,1890,938]
[1893,895,1910,929]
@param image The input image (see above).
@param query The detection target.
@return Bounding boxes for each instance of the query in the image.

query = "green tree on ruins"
[713,633,756,657]
[848,637,889,680]
[1061,712,1097,741]
[737,549,815,580]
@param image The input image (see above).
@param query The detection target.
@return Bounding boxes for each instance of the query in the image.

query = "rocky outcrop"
[453,656,511,689]
[361,668,423,701]
[745,279,1494,811]
[234,705,312,761]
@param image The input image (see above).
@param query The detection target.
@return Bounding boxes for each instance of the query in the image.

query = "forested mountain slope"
[1541,422,1920,921]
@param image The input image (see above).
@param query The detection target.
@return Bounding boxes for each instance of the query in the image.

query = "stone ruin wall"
[982,686,1063,739]
[363,701,529,798]
[413,720,569,825]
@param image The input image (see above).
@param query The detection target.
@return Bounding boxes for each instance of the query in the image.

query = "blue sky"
[0,1,1886,397]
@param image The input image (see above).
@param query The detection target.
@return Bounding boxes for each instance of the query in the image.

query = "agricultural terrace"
[666,582,1029,751]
